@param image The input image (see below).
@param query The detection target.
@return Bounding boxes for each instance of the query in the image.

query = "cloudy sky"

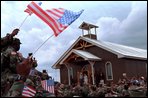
[1,1,147,82]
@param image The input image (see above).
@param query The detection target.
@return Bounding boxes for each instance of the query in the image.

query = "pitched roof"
[73,49,101,61]
[52,36,147,69]
[82,37,147,60]
[79,21,98,30]
[60,49,101,64]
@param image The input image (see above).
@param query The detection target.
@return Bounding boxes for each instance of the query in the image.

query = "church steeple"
[79,22,98,40]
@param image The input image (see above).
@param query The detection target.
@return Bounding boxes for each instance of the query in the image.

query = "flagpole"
[19,14,30,29]
[33,34,54,55]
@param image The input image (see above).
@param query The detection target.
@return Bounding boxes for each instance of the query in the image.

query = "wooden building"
[52,22,147,85]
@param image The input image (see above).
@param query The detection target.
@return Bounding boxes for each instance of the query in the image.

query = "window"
[105,61,113,80]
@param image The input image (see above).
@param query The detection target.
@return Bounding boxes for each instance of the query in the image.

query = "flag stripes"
[24,2,42,16]
[22,85,36,97]
[46,8,65,20]
[41,79,54,94]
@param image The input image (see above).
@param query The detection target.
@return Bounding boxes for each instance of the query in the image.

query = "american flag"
[41,79,54,94]
[26,1,84,36]
[22,85,36,97]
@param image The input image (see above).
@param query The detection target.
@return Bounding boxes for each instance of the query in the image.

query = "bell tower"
[79,22,98,40]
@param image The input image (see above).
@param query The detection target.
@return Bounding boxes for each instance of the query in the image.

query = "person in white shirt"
[84,74,88,85]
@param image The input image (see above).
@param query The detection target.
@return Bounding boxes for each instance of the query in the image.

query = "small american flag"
[41,79,55,94]
[26,1,84,36]
[22,85,36,97]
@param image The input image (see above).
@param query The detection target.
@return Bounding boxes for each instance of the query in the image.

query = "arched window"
[105,61,113,80]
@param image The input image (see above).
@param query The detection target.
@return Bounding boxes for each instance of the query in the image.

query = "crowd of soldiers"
[1,29,147,97]
[1,29,55,97]
[54,76,147,97]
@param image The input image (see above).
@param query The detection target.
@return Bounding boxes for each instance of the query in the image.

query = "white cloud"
[96,1,147,49]
[97,17,121,39]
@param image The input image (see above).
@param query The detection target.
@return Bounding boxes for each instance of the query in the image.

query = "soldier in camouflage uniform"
[1,29,19,52]
[34,70,55,97]
[1,29,21,96]
[1,29,32,97]
[88,85,98,97]
[1,29,20,70]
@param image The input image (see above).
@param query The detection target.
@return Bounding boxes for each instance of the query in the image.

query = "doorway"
[81,64,92,84]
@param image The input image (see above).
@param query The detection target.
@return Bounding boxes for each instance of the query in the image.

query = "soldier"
[1,29,21,96]
[88,85,97,97]
[57,84,65,97]
[41,70,50,80]
[1,29,20,70]
[1,28,19,52]
[1,28,36,97]
[81,84,89,97]
[121,84,130,97]
[34,70,56,97]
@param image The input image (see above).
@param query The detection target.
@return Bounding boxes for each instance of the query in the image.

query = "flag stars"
[58,10,84,26]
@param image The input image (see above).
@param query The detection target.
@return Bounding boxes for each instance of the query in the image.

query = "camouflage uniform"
[1,29,24,97]
[81,84,89,97]
[57,84,65,97]
[1,33,13,52]
[34,73,56,97]
[88,85,98,97]
[2,46,21,72]
[6,80,24,97]
[25,77,35,87]
[41,70,50,80]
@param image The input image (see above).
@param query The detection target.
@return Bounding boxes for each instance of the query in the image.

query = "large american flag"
[41,79,54,94]
[26,1,84,36]
[22,85,36,97]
